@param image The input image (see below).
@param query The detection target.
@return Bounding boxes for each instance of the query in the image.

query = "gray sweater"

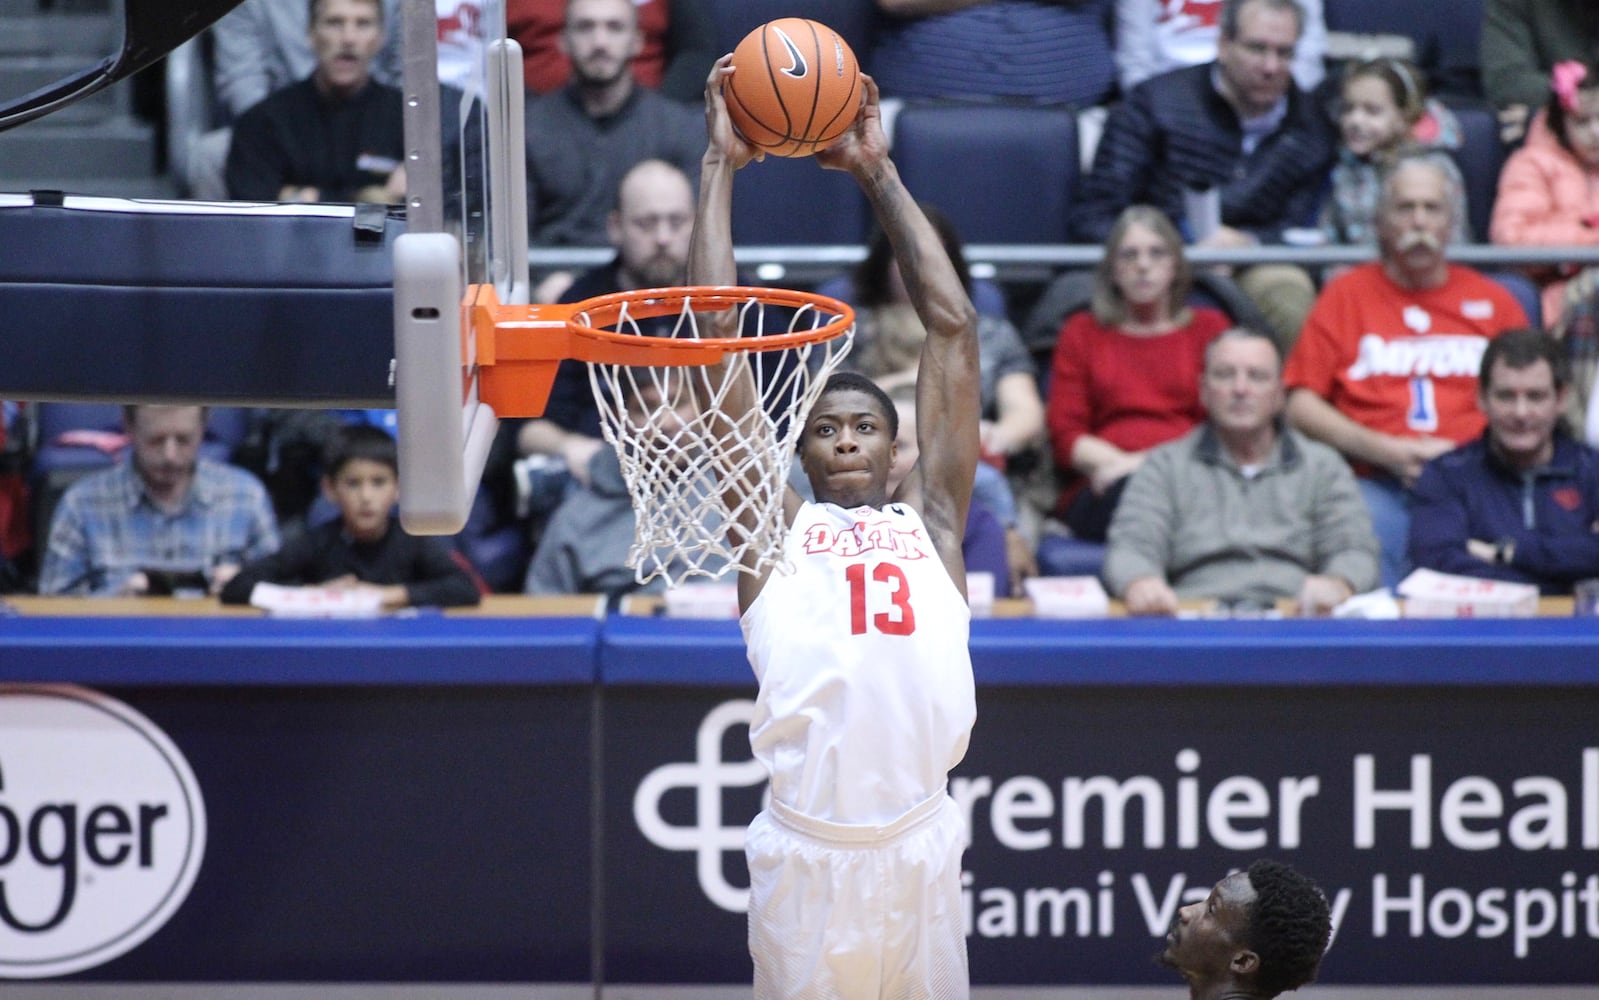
[1103,423,1379,605]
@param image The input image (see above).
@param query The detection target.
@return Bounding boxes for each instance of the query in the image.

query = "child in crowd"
[1321,58,1470,246]
[220,424,480,608]
[1490,60,1599,438]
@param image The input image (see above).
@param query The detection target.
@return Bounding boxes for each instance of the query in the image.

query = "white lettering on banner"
[632,699,766,913]
[1372,872,1599,958]
[1345,334,1489,380]
[632,704,1598,961]
[0,685,206,980]
[952,749,1319,850]
[1354,753,1596,850]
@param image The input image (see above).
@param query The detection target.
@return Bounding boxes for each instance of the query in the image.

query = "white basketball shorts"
[745,789,969,1000]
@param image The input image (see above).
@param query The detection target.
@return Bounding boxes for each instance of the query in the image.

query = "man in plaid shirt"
[39,405,279,596]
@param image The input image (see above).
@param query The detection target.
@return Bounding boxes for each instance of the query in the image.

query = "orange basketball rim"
[465,283,856,418]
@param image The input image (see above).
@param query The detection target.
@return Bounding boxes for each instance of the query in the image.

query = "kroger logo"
[0,685,206,979]
[633,699,764,912]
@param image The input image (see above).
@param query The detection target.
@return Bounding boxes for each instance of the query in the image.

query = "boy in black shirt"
[221,424,480,608]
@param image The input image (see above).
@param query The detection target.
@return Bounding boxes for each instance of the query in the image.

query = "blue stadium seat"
[1035,534,1108,579]
[706,0,874,59]
[890,104,1080,245]
[731,157,869,247]
[1448,104,1508,246]
[1323,0,1483,98]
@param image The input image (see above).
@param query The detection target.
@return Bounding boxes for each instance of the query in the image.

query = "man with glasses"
[1072,0,1335,349]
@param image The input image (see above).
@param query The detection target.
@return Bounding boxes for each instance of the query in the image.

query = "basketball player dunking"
[691,55,982,999]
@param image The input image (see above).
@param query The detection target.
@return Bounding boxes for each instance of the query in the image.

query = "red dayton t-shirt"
[1284,263,1528,448]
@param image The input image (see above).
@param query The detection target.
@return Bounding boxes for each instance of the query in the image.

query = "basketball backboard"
[392,0,524,534]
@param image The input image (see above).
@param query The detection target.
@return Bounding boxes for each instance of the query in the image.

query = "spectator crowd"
[4,0,1599,615]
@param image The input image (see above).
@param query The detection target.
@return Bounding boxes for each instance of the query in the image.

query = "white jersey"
[742,501,976,826]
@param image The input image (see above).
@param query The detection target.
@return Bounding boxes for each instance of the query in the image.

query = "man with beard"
[1159,860,1332,1000]
[1104,328,1377,616]
[1285,155,1528,587]
[510,160,696,521]
[38,406,279,596]
[523,0,704,253]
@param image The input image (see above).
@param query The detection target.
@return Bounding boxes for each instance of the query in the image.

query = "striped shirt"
[39,459,279,596]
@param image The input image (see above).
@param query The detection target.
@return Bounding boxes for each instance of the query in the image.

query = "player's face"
[563,0,642,88]
[801,389,896,508]
[1482,358,1566,470]
[1111,221,1178,312]
[1160,872,1256,979]
[128,406,205,500]
[1200,335,1284,437]
[610,170,693,290]
[310,0,384,96]
[325,457,398,543]
[1217,1,1299,117]
[1376,163,1453,285]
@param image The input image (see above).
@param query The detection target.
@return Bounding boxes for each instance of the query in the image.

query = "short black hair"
[807,372,898,442]
[1479,328,1570,391]
[322,422,398,478]
[1245,859,1332,996]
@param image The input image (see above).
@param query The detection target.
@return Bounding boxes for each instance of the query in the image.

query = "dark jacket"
[1069,62,1336,244]
[220,516,481,607]
[1409,432,1599,595]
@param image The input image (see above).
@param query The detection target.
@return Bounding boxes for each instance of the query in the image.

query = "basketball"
[725,18,862,158]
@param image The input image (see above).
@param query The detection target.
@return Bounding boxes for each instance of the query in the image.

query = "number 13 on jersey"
[846,561,917,636]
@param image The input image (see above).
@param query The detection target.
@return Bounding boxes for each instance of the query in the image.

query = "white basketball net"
[583,292,855,587]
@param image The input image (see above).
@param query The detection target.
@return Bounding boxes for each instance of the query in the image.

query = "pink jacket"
[1490,113,1599,324]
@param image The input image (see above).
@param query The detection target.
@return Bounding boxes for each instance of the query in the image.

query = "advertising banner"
[609,684,1599,986]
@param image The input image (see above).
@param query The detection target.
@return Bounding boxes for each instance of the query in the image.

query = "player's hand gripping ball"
[725,18,861,158]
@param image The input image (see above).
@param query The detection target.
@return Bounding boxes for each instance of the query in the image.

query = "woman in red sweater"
[1046,205,1231,540]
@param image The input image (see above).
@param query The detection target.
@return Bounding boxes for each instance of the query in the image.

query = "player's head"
[609,160,694,290]
[123,405,207,500]
[1160,860,1331,998]
[799,372,899,509]
[563,0,642,90]
[308,0,385,98]
[321,423,399,542]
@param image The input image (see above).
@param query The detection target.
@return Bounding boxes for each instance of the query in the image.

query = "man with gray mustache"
[1283,155,1528,587]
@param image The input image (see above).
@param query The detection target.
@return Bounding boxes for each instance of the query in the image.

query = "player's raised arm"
[689,55,798,610]
[817,74,980,586]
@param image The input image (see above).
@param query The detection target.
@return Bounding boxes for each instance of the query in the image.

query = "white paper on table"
[248,582,386,619]
[1023,576,1110,619]
[663,582,742,619]
[1397,568,1539,618]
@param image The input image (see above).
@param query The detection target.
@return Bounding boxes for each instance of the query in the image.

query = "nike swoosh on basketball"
[773,27,809,79]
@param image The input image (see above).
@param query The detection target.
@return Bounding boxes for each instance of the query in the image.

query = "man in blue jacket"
[1409,328,1599,594]
[1070,0,1335,349]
